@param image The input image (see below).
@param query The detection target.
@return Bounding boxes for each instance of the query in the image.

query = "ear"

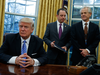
[31,28,34,33]
[89,13,92,17]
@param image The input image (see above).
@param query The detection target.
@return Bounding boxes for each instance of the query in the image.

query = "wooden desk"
[0,63,77,75]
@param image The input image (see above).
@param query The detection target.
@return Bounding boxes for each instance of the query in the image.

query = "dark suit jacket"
[0,33,47,65]
[71,21,99,64]
[43,21,71,60]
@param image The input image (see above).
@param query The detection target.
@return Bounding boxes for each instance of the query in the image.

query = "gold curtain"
[36,0,63,51]
[97,21,100,64]
[0,0,5,47]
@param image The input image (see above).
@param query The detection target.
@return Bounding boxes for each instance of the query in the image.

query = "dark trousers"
[47,53,67,65]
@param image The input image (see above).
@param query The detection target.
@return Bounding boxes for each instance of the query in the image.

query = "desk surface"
[0,63,77,75]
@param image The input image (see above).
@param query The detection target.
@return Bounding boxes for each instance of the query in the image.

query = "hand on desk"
[15,53,35,67]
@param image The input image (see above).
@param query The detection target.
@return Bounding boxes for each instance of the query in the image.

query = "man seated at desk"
[0,17,47,67]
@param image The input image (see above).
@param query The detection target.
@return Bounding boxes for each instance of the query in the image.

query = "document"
[54,44,67,53]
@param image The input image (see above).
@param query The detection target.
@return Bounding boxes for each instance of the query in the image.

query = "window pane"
[94,6,100,19]
[4,14,14,31]
[72,6,82,18]
[83,0,94,5]
[94,0,100,4]
[73,0,83,5]
[5,0,15,13]
[15,0,26,14]
[26,1,36,15]
[71,20,80,25]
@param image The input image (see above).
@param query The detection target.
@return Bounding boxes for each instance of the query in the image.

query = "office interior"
[0,0,100,65]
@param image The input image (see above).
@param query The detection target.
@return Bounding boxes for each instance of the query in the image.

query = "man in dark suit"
[43,8,71,65]
[71,7,99,65]
[0,18,47,67]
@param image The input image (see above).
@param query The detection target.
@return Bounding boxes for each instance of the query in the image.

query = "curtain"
[0,0,5,47]
[36,0,63,51]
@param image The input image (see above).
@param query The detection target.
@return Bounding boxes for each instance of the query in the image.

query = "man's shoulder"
[31,35,43,42]
[47,21,57,25]
[5,33,19,39]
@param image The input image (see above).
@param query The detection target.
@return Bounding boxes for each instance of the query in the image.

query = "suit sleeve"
[65,26,71,49]
[36,40,47,65]
[43,24,52,47]
[71,25,84,53]
[87,25,99,53]
[0,35,13,63]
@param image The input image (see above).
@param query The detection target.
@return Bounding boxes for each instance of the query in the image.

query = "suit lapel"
[87,22,92,40]
[79,22,85,40]
[54,21,59,39]
[27,35,35,56]
[16,34,21,55]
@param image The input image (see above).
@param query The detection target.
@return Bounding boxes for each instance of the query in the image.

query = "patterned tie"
[84,23,88,39]
[21,40,27,67]
[59,23,62,39]
[21,40,27,55]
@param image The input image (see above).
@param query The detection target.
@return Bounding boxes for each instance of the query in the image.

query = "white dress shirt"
[82,20,90,53]
[57,20,64,33]
[8,36,40,66]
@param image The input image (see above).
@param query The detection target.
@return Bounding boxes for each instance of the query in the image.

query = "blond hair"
[19,17,34,29]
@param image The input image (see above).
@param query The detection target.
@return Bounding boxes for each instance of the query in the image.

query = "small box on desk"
[68,66,87,74]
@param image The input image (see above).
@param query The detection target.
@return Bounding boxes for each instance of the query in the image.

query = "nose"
[21,27,25,30]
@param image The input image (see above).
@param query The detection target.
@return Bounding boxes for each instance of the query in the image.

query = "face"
[19,22,33,40]
[81,8,92,22]
[56,10,66,23]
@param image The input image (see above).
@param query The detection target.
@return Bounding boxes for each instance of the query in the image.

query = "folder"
[54,44,67,53]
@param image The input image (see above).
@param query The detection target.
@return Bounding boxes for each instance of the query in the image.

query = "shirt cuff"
[86,49,90,53]
[33,59,40,66]
[7,56,17,64]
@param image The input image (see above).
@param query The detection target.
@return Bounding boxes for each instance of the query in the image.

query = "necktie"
[21,40,27,67]
[84,23,88,39]
[84,23,88,45]
[21,40,27,55]
[59,23,62,39]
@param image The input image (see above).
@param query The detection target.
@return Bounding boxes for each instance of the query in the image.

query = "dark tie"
[59,23,62,39]
[84,23,88,45]
[84,23,88,39]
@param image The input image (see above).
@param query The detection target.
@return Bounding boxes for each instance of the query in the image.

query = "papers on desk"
[54,44,67,53]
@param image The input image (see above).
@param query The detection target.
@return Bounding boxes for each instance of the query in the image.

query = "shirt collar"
[57,20,63,26]
[21,36,31,45]
[82,20,90,26]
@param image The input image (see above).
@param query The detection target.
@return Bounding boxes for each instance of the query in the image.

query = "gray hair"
[80,6,92,14]
[19,17,34,29]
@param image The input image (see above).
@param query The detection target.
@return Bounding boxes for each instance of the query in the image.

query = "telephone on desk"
[76,55,96,67]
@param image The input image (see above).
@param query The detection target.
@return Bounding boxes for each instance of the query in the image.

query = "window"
[4,0,39,34]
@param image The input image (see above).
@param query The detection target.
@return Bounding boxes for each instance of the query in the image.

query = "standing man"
[71,7,99,65]
[0,18,47,67]
[43,8,71,65]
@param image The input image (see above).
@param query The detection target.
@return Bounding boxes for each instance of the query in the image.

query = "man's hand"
[50,41,55,47]
[80,49,90,57]
[62,46,67,53]
[15,53,35,67]
[62,46,67,51]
